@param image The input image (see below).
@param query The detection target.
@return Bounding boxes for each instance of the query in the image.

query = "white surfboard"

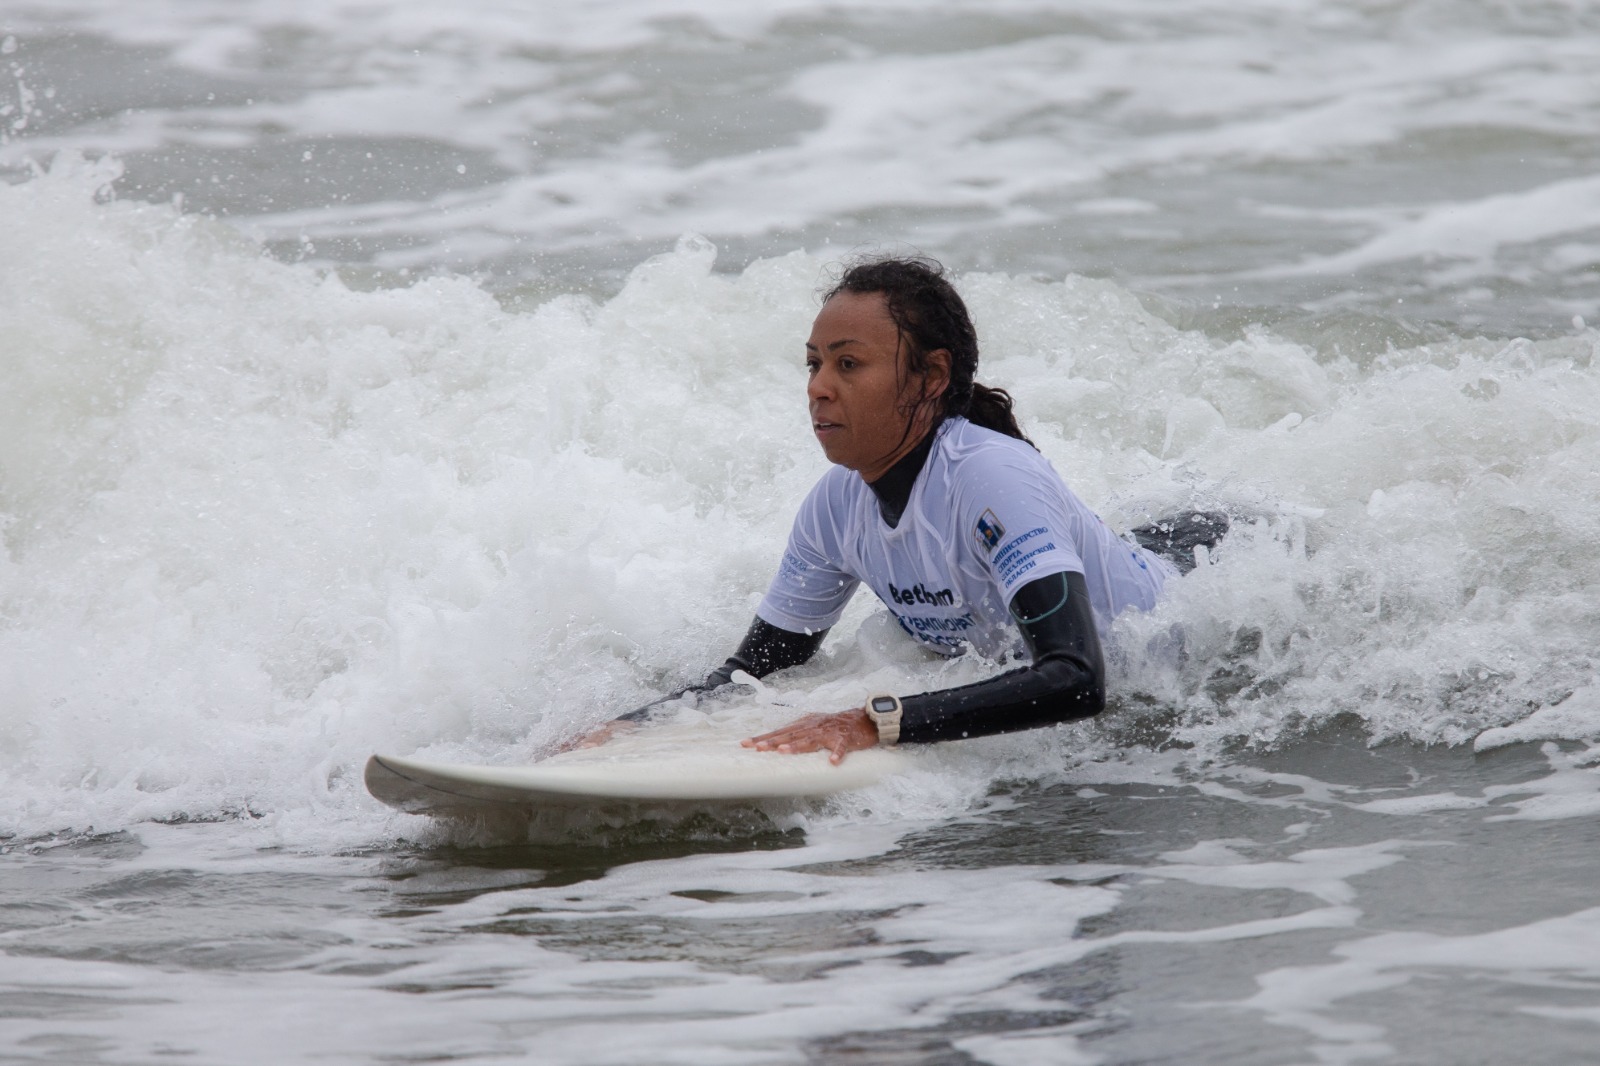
[365,718,907,815]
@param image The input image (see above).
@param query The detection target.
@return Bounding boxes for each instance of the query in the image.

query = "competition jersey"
[757,417,1175,658]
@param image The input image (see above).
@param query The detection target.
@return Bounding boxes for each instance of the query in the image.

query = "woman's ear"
[923,348,952,401]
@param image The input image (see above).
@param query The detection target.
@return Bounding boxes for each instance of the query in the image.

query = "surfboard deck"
[365,722,907,815]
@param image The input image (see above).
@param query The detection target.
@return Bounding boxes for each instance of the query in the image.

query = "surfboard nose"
[363,753,492,814]
[363,754,426,812]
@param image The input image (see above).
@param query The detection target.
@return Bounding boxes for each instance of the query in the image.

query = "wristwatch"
[866,694,903,746]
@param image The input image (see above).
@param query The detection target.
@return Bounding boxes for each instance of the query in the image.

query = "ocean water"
[4,2,1600,1063]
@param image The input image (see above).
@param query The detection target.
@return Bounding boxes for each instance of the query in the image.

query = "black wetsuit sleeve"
[614,617,827,722]
[898,571,1105,744]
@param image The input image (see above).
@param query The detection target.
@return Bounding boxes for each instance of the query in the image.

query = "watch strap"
[866,694,902,746]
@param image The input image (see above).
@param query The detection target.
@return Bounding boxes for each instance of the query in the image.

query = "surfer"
[583,256,1225,762]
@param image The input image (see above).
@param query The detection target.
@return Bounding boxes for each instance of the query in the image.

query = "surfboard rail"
[365,745,904,815]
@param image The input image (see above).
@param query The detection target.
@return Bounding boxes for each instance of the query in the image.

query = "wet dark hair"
[824,255,1033,447]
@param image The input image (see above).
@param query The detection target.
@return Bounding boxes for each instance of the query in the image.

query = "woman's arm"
[897,570,1103,741]
[744,570,1103,760]
[563,618,826,751]
[612,617,829,723]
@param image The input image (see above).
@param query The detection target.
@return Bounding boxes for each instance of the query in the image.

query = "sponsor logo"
[975,509,1005,552]
[993,526,1057,584]
[999,542,1058,584]
[775,550,811,582]
[888,581,956,607]
[894,611,976,651]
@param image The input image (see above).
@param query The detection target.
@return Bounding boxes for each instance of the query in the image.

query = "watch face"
[870,696,897,714]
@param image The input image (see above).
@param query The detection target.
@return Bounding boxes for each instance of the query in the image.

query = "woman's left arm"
[897,569,1103,742]
[744,570,1103,760]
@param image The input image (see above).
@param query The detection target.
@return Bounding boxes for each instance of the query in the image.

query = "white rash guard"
[757,417,1176,658]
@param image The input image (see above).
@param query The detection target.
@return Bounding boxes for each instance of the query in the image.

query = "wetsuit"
[621,417,1226,743]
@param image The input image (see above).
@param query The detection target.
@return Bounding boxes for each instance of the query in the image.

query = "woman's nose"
[808,363,837,402]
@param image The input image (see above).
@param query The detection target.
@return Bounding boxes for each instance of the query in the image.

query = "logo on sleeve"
[974,509,1005,553]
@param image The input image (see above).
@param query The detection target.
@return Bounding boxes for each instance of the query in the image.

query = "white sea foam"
[4,0,1598,326]
[1475,687,1600,751]
[5,8,1600,1064]
[1237,906,1600,1066]
[0,813,1405,1065]
[4,158,1600,843]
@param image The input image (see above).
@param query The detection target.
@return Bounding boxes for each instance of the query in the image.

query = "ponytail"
[964,382,1032,446]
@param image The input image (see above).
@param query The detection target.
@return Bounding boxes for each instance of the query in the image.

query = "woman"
[592,257,1222,762]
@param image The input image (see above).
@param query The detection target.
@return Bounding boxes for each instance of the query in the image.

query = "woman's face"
[805,291,948,482]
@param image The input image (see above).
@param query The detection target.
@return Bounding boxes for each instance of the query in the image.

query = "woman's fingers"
[553,719,639,754]
[742,713,827,749]
[746,729,824,752]
[743,708,877,763]
[828,732,850,765]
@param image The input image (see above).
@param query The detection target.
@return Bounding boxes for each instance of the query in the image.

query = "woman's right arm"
[563,619,825,751]
[578,477,849,747]
[610,618,828,722]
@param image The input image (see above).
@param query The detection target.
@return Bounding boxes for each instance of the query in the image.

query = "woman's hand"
[742,707,879,765]
[553,719,639,755]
